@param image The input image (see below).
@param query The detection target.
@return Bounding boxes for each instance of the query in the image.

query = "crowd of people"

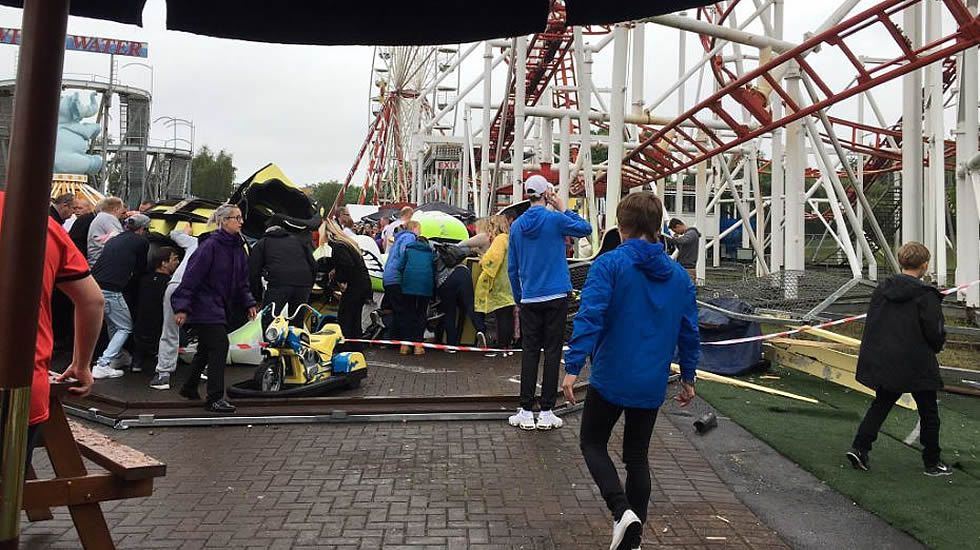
[16,171,958,550]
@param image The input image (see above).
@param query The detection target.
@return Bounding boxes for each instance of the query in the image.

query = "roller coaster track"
[620,0,980,187]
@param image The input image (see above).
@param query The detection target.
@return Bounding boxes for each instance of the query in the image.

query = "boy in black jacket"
[131,247,179,374]
[847,242,951,476]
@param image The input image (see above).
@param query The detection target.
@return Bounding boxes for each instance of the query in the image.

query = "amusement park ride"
[339,0,980,309]
[0,28,193,206]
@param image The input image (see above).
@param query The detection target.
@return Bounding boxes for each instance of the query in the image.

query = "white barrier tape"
[177,279,980,354]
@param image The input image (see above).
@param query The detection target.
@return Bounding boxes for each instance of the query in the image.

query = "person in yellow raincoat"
[475,215,516,355]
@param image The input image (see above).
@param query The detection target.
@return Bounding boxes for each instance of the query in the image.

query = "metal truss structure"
[345,0,980,308]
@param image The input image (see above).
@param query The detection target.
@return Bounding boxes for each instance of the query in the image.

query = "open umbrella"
[0,0,722,545]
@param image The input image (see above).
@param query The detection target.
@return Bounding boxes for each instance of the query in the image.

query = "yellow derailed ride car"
[227,303,367,398]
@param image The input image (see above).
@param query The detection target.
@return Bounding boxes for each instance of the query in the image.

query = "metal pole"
[770,0,785,272]
[631,23,645,118]
[856,94,865,272]
[480,42,492,218]
[676,20,687,222]
[925,1,946,284]
[464,107,479,214]
[902,3,924,244]
[512,36,527,204]
[573,28,599,244]
[783,63,806,271]
[559,116,570,204]
[606,25,628,228]
[0,1,70,545]
[955,0,979,306]
[695,148,707,285]
[541,89,554,165]
[488,39,516,213]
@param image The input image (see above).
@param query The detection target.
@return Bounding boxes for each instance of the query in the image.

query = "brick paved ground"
[21,409,787,549]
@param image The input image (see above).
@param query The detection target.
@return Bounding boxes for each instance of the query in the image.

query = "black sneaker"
[178,386,200,401]
[206,399,236,414]
[924,462,953,476]
[846,448,870,471]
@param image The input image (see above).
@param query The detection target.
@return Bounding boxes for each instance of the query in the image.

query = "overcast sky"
[0,1,964,186]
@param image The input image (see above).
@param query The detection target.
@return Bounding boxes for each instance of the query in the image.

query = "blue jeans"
[96,290,132,367]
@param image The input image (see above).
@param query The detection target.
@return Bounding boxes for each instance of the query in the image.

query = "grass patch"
[698,367,980,550]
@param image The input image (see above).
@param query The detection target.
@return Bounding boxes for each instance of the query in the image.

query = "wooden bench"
[23,381,167,549]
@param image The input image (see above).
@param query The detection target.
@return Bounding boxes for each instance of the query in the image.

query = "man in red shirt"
[0,192,105,465]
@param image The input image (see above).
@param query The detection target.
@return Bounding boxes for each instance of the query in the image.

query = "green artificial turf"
[697,367,980,550]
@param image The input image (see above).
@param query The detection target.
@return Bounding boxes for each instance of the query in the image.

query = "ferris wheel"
[332,44,460,209]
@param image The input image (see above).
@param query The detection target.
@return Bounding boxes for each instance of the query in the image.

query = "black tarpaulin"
[0,1,717,45]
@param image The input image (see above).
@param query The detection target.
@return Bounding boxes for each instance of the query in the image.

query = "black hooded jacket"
[248,226,316,300]
[855,274,946,393]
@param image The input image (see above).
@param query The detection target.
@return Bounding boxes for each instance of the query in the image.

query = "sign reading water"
[0,27,148,58]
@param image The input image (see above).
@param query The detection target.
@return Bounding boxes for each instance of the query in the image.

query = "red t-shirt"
[0,192,90,424]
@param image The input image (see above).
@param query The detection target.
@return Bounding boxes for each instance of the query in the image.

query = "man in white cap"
[507,174,592,430]
[90,213,150,379]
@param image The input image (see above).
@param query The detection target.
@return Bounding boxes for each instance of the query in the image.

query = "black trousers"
[263,285,312,327]
[519,296,567,411]
[853,389,941,466]
[337,286,369,350]
[437,268,485,346]
[386,284,427,342]
[493,306,515,348]
[181,323,229,404]
[580,387,659,523]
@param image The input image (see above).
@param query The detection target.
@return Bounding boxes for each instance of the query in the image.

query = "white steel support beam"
[631,23,645,117]
[424,48,507,133]
[512,36,528,204]
[956,0,979,306]
[606,25,628,228]
[676,19,686,223]
[695,150,707,285]
[926,1,946,284]
[784,64,806,271]
[559,116,570,204]
[574,27,599,244]
[480,42,493,218]
[902,3,924,244]
[646,12,797,53]
[770,0,785,272]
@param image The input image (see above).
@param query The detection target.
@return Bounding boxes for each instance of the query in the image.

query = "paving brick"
[21,407,787,549]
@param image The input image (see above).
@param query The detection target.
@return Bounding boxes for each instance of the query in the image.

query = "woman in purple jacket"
[172,204,257,413]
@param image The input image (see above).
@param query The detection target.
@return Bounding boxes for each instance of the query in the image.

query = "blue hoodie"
[565,239,700,409]
[507,205,591,302]
[382,230,417,287]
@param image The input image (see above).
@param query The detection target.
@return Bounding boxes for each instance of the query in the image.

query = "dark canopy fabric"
[417,202,476,224]
[0,1,716,45]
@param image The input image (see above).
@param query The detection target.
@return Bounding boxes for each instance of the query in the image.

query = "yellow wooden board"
[765,344,917,410]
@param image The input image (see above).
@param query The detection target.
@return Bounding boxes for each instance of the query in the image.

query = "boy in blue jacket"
[563,192,700,550]
[507,175,592,430]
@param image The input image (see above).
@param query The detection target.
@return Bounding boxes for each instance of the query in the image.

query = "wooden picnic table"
[23,380,166,549]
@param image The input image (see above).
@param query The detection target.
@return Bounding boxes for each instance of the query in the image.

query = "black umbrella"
[0,1,718,45]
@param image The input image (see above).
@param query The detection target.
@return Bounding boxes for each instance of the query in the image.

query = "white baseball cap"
[524,174,553,199]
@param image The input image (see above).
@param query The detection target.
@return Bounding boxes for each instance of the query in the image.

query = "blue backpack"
[400,241,435,297]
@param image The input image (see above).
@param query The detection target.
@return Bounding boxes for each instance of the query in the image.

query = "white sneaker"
[536,410,564,430]
[508,408,536,430]
[92,364,124,379]
[610,509,641,550]
[476,331,487,349]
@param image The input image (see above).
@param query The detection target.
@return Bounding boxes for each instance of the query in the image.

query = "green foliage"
[190,146,237,201]
[309,180,374,209]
